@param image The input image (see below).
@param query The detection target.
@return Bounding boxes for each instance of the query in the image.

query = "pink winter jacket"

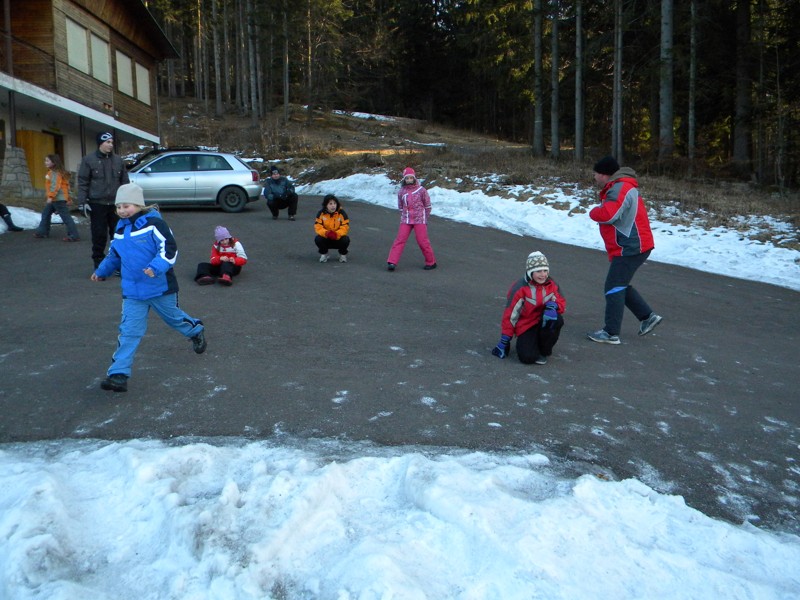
[397,180,432,224]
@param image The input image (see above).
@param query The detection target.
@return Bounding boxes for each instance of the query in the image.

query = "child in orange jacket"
[314,194,350,263]
[195,225,248,286]
[33,154,80,241]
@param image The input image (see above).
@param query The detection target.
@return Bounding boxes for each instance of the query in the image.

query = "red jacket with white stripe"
[210,238,247,267]
[589,168,654,260]
[500,277,566,338]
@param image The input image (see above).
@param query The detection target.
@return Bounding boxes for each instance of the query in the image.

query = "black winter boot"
[100,373,128,392]
[191,330,207,354]
[1,212,23,232]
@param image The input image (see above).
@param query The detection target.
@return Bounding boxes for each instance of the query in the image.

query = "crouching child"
[314,194,350,263]
[491,251,565,365]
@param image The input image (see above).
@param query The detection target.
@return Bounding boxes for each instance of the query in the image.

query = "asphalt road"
[1,194,798,533]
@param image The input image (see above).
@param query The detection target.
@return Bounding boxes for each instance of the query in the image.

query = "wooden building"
[0,0,177,196]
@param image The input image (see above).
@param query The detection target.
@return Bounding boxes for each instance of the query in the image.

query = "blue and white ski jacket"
[95,208,180,300]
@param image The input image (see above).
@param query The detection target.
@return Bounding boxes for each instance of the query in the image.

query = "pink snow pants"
[387,223,436,266]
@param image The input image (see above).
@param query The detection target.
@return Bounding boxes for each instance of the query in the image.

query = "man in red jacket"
[587,156,662,344]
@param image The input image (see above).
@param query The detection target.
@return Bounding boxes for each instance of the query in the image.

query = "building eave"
[0,71,160,143]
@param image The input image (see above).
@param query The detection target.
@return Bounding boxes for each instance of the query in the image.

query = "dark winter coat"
[77,150,129,205]
[262,176,296,202]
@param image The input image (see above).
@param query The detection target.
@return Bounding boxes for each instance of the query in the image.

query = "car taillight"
[251,170,259,182]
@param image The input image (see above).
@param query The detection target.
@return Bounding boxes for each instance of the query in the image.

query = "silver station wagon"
[127,150,262,212]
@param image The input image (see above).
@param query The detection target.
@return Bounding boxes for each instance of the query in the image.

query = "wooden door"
[16,130,57,191]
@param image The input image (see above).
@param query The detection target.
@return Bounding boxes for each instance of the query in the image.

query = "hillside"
[153,99,799,251]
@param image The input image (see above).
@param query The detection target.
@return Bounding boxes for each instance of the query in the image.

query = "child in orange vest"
[34,154,80,241]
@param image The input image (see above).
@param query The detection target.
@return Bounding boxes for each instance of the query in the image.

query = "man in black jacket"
[77,132,130,268]
[262,165,298,220]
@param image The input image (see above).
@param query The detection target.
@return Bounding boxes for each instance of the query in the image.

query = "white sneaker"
[319,254,328,263]
[339,254,347,263]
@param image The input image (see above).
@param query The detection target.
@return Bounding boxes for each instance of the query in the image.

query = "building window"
[135,63,151,105]
[66,19,89,74]
[116,51,133,96]
[66,18,111,85]
[90,34,110,85]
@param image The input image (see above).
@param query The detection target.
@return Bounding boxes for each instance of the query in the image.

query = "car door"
[133,154,196,203]
[194,154,235,203]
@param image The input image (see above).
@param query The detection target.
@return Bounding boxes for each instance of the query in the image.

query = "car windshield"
[133,152,168,171]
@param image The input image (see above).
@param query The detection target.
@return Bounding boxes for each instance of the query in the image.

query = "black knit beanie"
[593,156,620,175]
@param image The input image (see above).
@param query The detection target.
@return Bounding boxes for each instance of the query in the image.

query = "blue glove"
[542,302,558,328]
[492,334,512,359]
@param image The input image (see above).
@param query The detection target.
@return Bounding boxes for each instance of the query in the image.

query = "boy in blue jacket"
[91,183,206,392]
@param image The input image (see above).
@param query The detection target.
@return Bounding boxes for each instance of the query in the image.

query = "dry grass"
[152,99,800,250]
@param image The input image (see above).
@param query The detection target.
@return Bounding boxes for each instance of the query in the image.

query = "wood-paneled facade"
[0,0,177,193]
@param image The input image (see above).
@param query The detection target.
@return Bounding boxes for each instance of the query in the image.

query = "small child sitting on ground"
[195,225,248,286]
[491,251,566,365]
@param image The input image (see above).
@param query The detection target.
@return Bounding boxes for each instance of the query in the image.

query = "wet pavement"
[1,194,798,533]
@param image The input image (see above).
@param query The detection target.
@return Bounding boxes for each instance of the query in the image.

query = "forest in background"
[144,0,799,191]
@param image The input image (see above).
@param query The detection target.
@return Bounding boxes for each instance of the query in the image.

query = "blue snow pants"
[108,293,204,377]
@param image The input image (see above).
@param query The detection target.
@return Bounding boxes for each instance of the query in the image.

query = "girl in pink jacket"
[386,167,437,271]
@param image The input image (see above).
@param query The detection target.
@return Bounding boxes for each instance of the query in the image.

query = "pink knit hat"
[214,225,232,242]
[402,167,416,179]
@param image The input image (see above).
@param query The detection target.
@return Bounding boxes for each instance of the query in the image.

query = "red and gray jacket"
[500,277,566,338]
[589,167,654,260]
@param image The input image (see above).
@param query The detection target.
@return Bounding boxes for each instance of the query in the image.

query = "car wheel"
[218,186,248,212]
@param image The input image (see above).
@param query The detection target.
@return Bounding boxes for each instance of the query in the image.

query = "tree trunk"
[611,0,624,160]
[212,0,223,116]
[550,0,560,160]
[166,20,177,98]
[283,0,290,125]
[687,0,697,174]
[223,0,231,105]
[203,1,210,114]
[235,0,243,110]
[247,0,259,124]
[658,0,674,161]
[194,0,203,100]
[532,0,544,155]
[305,0,313,125]
[574,0,584,163]
[733,0,752,173]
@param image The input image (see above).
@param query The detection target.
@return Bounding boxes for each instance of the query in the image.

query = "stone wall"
[0,146,36,202]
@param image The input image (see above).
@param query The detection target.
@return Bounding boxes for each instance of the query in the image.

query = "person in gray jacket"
[262,165,298,220]
[77,132,130,268]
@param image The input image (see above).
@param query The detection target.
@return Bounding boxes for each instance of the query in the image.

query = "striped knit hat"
[526,251,549,280]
